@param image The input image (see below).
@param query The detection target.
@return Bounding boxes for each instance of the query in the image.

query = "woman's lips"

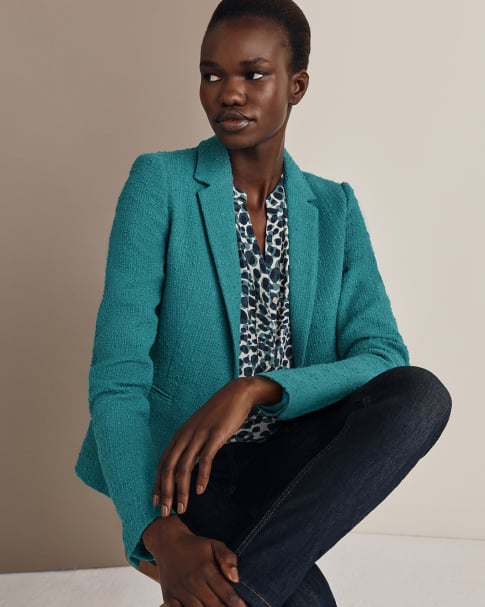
[215,110,253,132]
[217,118,251,132]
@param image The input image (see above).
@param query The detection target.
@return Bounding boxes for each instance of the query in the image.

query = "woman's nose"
[219,77,246,106]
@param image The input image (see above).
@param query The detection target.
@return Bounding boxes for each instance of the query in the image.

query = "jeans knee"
[398,366,452,448]
[374,365,451,440]
[411,366,451,416]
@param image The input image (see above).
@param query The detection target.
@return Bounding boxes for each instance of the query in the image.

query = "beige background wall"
[1,0,483,573]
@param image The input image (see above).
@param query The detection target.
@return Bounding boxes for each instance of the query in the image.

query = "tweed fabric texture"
[74,136,409,567]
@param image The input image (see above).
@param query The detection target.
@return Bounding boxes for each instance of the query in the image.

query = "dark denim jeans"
[177,366,452,607]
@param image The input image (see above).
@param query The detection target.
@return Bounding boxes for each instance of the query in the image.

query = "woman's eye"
[203,73,221,82]
[247,72,265,80]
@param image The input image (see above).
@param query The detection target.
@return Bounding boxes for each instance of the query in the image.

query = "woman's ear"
[289,70,310,106]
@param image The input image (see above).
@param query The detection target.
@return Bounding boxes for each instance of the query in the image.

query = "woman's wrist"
[244,375,283,406]
[142,514,193,556]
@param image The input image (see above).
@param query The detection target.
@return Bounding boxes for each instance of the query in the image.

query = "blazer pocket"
[149,384,173,401]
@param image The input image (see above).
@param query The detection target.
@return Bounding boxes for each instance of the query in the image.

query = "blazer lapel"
[195,138,242,375]
[194,137,319,376]
[283,150,319,366]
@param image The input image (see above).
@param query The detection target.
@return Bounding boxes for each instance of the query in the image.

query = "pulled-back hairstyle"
[205,0,311,73]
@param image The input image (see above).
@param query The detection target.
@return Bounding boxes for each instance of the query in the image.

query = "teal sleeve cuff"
[256,385,290,418]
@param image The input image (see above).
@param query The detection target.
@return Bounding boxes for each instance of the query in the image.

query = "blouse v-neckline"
[233,175,285,265]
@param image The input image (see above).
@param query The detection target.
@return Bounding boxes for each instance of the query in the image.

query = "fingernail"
[177,501,185,514]
[162,504,169,517]
[230,567,239,582]
[152,495,160,506]
[196,484,204,494]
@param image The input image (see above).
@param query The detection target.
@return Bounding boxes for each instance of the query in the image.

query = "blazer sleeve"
[256,181,409,419]
[87,154,175,568]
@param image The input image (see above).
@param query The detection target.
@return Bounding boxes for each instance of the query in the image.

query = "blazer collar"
[194,135,315,200]
[194,136,319,374]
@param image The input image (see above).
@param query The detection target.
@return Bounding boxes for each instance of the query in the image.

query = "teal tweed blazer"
[75,135,409,567]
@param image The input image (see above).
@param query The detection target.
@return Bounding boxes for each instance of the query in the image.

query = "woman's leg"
[135,559,336,606]
[173,406,339,606]
[224,366,452,607]
[281,564,337,607]
[171,455,336,605]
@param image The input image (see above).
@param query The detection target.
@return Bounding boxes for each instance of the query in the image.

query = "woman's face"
[199,17,307,152]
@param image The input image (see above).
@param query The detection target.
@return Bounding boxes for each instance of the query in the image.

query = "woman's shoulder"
[283,149,352,208]
[122,143,201,199]
[299,170,354,212]
[131,143,199,173]
[302,170,349,195]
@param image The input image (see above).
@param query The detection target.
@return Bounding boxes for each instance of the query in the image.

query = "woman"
[75,1,452,606]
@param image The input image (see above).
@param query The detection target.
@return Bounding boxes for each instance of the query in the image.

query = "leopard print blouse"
[226,175,293,443]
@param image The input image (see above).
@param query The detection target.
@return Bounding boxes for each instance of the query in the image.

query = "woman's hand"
[143,516,247,607]
[152,377,260,516]
[158,533,247,607]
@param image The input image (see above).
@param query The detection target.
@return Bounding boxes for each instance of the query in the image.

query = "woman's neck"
[228,138,285,210]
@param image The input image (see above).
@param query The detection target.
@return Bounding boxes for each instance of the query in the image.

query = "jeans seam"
[238,580,273,607]
[234,408,356,556]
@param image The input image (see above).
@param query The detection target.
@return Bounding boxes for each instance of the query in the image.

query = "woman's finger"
[163,594,184,607]
[152,439,176,509]
[195,432,225,495]
[167,590,206,607]
[152,442,172,506]
[155,436,189,516]
[154,456,174,516]
[172,432,209,514]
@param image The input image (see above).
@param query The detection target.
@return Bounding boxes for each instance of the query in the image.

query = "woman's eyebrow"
[200,60,219,68]
[239,58,271,66]
[199,58,270,69]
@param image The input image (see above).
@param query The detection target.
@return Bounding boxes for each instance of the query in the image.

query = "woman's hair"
[205,0,311,73]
